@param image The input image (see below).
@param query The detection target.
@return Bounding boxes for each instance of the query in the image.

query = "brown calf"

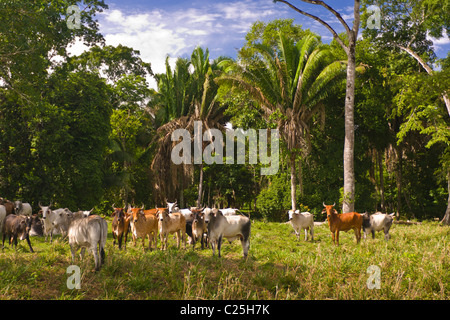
[191,208,207,249]
[156,207,186,250]
[111,206,130,250]
[323,203,362,246]
[129,207,158,250]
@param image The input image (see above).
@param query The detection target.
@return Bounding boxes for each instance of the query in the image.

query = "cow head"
[192,210,204,224]
[156,208,169,222]
[29,214,44,237]
[288,210,300,221]
[39,202,52,219]
[14,201,23,213]
[17,216,32,240]
[128,207,144,224]
[322,202,337,220]
[166,201,178,213]
[112,206,125,222]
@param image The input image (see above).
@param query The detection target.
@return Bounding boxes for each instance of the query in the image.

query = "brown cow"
[323,203,362,246]
[111,206,130,250]
[191,208,207,249]
[129,207,158,250]
[0,198,14,216]
[156,207,186,250]
[2,214,34,252]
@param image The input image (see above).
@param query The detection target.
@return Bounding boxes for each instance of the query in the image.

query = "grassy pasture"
[0,217,449,300]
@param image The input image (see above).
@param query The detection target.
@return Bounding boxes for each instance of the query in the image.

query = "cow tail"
[100,220,107,264]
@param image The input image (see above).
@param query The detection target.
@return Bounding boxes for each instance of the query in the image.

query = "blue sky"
[69,0,449,88]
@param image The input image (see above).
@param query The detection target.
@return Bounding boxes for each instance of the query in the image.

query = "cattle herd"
[0,197,394,271]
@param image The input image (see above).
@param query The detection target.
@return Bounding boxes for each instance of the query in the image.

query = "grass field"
[1,217,449,300]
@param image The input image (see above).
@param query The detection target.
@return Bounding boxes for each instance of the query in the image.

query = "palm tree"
[150,47,227,207]
[219,34,346,211]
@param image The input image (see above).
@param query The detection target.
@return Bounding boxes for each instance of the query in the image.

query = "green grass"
[1,218,449,299]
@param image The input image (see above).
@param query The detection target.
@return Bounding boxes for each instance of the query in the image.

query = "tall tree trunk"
[298,157,304,197]
[396,145,403,216]
[441,169,450,225]
[197,162,204,207]
[342,48,356,213]
[290,154,297,211]
[275,0,360,213]
[179,166,184,209]
[378,150,385,212]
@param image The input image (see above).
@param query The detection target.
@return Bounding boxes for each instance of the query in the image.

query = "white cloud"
[92,0,288,88]
[427,31,450,53]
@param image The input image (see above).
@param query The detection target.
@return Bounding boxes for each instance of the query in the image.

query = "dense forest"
[0,0,449,222]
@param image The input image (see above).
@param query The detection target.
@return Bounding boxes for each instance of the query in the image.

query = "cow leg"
[211,238,216,257]
[176,230,180,249]
[384,228,390,241]
[25,236,34,253]
[118,233,123,250]
[356,228,362,244]
[91,246,100,271]
[13,236,19,250]
[335,231,340,246]
[371,230,375,239]
[1,233,5,250]
[310,225,314,241]
[331,231,335,245]
[141,236,146,250]
[70,245,77,263]
[217,235,223,258]
[80,247,86,260]
[159,233,164,250]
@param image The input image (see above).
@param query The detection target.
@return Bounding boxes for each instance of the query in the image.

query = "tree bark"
[298,156,304,197]
[197,162,204,207]
[378,150,385,212]
[396,145,403,215]
[342,49,356,213]
[441,169,450,225]
[290,154,297,211]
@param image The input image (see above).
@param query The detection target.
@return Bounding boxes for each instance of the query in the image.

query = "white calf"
[288,210,314,241]
[362,212,394,241]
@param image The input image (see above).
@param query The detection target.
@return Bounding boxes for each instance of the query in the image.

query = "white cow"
[166,201,192,220]
[288,210,314,241]
[207,208,251,258]
[39,203,71,242]
[219,208,240,216]
[0,205,6,233]
[14,201,32,216]
[68,215,108,271]
[362,212,394,241]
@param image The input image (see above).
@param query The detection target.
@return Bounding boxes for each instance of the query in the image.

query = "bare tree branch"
[275,0,349,55]
[299,0,351,35]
